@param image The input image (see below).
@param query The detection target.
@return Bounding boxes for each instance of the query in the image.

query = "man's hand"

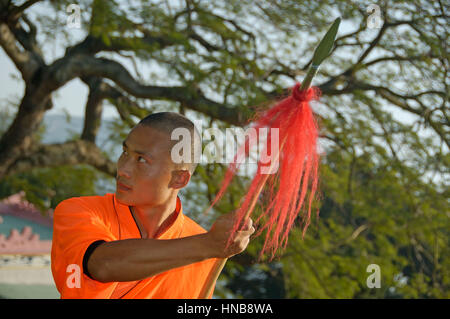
[205,211,255,258]
[86,211,255,283]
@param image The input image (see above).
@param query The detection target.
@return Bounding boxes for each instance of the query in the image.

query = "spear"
[199,17,341,299]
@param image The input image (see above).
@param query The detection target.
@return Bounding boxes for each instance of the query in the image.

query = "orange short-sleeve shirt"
[51,193,218,299]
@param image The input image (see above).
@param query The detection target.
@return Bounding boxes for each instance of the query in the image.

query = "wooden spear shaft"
[198,17,341,299]
[198,136,287,298]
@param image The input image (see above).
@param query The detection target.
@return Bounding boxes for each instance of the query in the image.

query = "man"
[51,112,255,299]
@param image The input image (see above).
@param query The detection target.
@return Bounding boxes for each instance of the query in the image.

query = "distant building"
[0,192,53,254]
[0,192,58,298]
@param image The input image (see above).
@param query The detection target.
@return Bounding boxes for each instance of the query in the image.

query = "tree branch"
[46,54,249,125]
[0,22,39,80]
[7,140,116,177]
[351,82,449,148]
[80,77,105,143]
[9,14,44,64]
[6,0,42,21]
[100,83,147,127]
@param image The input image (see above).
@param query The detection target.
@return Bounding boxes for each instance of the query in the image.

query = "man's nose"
[117,158,132,179]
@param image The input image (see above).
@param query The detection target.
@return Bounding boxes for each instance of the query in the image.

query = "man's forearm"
[88,233,214,283]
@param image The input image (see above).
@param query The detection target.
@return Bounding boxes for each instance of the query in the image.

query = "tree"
[0,0,448,298]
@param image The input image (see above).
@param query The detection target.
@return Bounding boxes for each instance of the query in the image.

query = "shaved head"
[138,112,202,174]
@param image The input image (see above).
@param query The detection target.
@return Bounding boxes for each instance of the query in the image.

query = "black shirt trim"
[82,240,106,280]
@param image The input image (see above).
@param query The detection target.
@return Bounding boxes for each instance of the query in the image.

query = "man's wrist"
[195,232,218,259]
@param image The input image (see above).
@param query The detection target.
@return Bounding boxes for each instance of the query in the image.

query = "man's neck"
[130,194,178,239]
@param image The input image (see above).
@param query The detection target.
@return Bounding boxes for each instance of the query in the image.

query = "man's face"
[115,124,179,207]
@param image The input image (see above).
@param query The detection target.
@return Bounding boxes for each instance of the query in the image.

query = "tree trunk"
[0,89,49,179]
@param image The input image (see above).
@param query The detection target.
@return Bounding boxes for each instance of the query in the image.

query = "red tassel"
[208,83,322,260]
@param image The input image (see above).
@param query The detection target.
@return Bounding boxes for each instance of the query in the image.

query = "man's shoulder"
[55,193,114,214]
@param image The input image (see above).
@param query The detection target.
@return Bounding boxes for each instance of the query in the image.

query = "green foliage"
[0,165,98,212]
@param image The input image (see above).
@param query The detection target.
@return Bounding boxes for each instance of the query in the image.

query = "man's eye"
[137,156,146,163]
[122,149,128,156]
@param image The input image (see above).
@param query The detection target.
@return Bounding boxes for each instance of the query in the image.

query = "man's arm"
[87,212,254,283]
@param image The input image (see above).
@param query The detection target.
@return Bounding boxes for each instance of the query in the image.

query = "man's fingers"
[240,217,253,231]
[236,226,255,238]
[246,218,253,230]
[247,225,256,235]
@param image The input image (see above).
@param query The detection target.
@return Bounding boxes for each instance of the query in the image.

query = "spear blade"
[300,17,341,90]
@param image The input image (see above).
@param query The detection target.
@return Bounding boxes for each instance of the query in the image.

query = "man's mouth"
[117,181,132,192]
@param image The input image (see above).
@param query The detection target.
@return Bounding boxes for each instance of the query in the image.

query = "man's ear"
[169,169,191,189]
